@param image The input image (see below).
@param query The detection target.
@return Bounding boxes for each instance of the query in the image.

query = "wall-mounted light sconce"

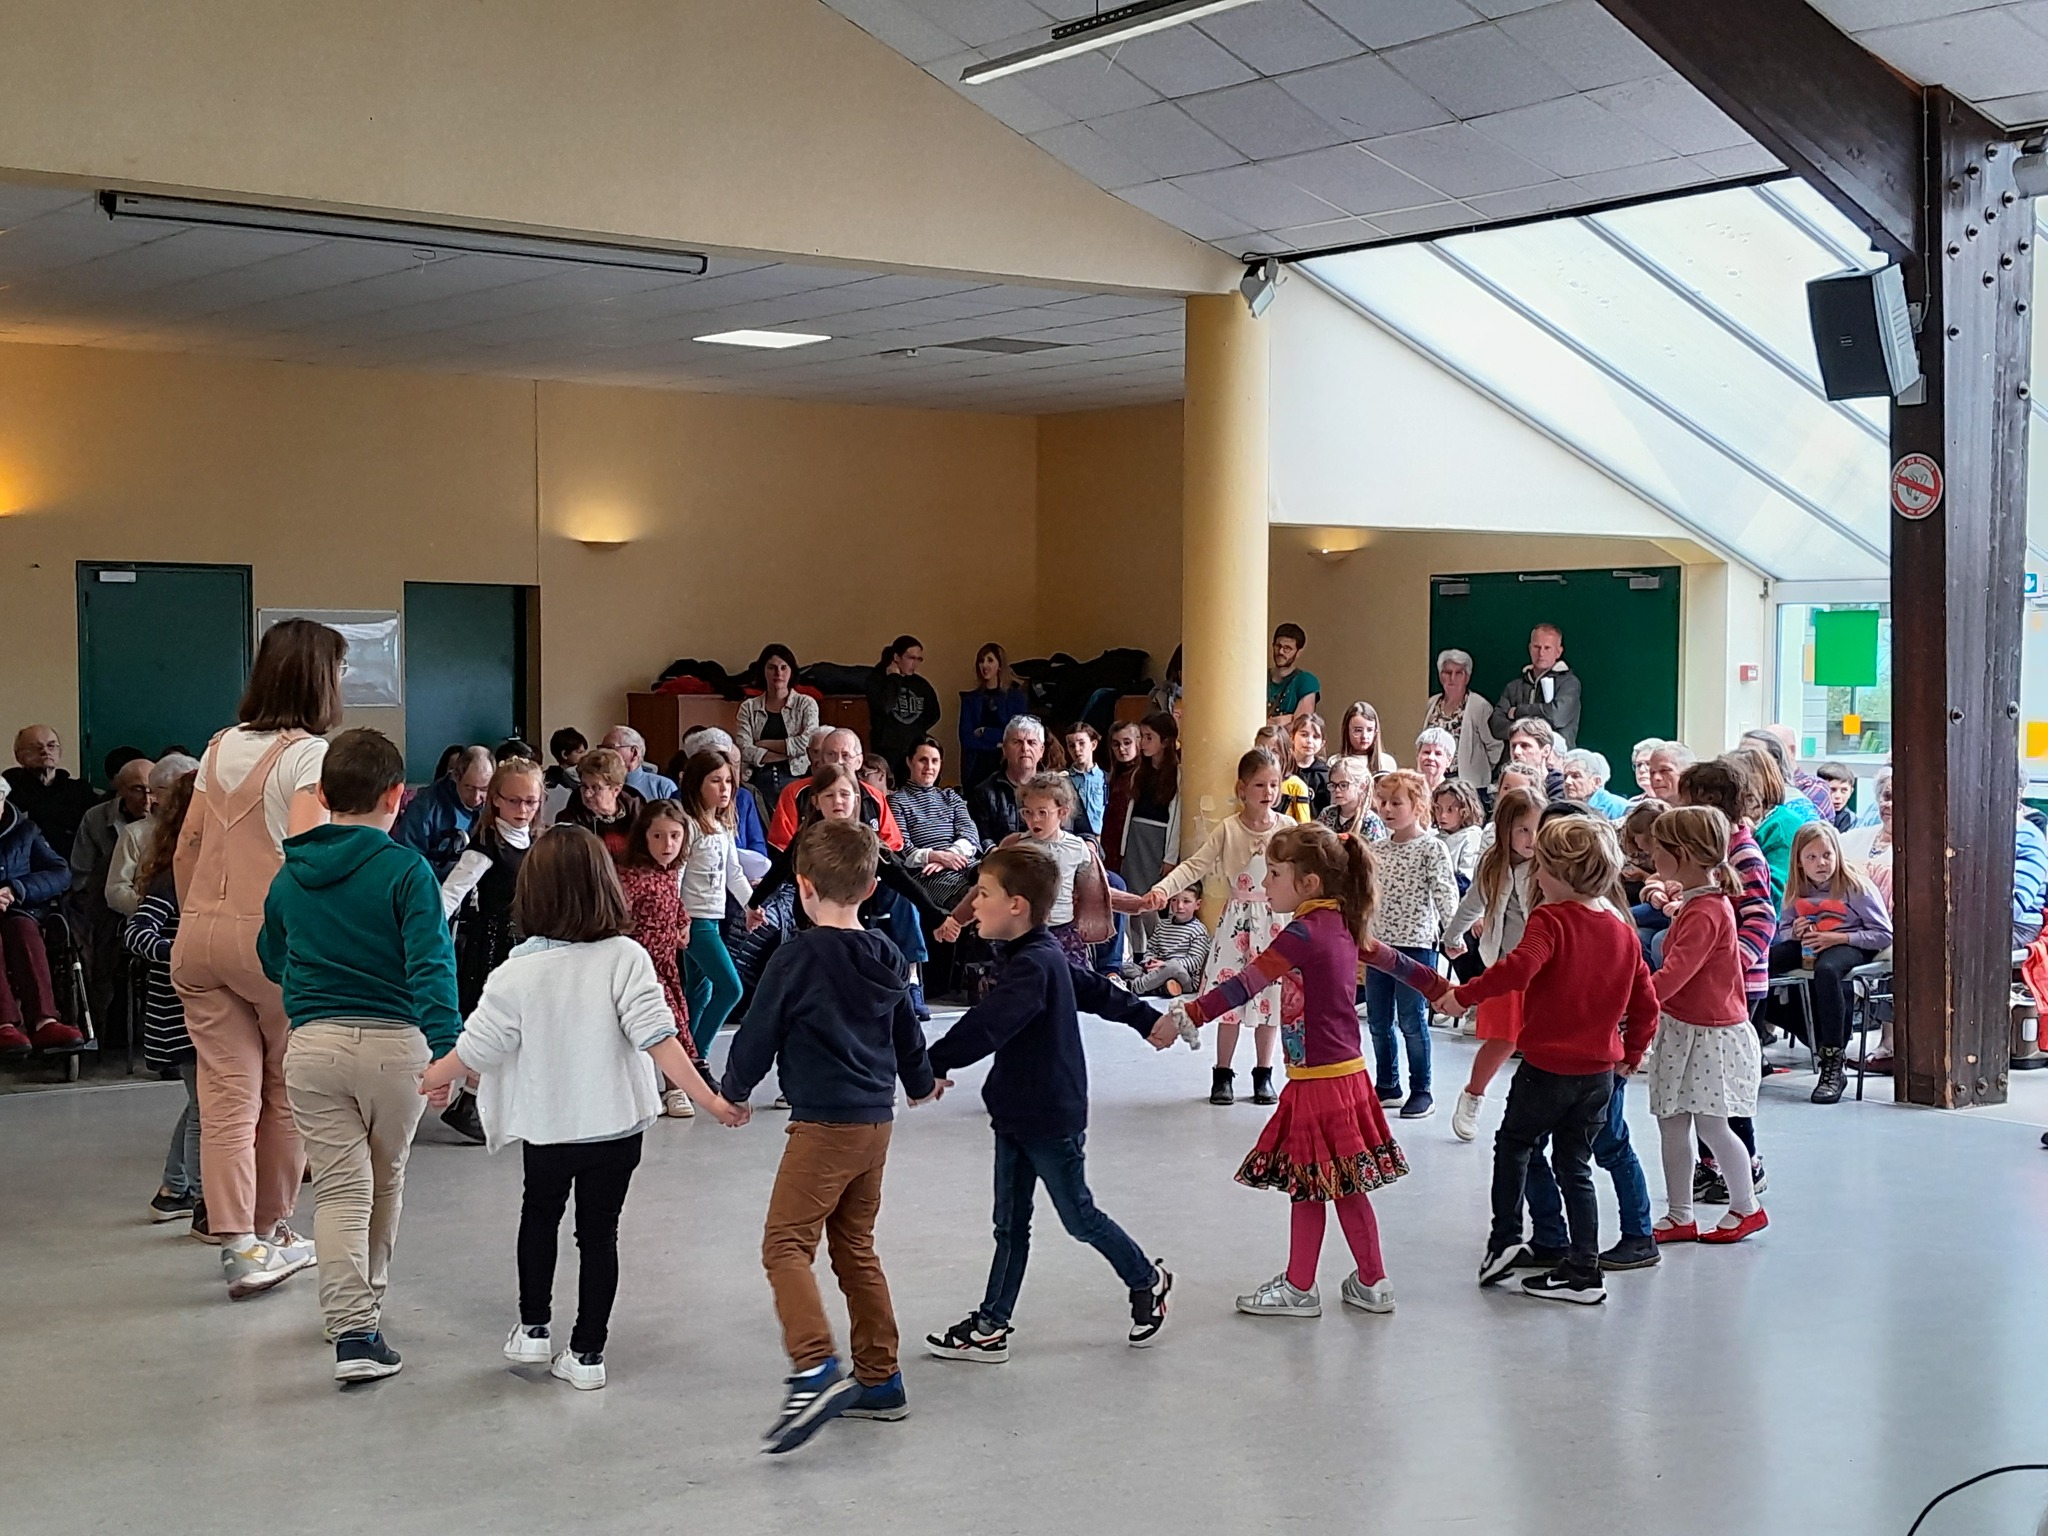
[577,538,629,552]
[1308,547,1353,565]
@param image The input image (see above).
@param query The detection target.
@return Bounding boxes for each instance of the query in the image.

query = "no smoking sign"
[1891,453,1943,520]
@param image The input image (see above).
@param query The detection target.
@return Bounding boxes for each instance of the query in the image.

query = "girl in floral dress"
[614,799,701,1118]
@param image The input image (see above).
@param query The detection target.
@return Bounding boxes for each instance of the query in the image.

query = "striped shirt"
[1729,824,1775,999]
[1146,915,1211,975]
[123,884,191,1069]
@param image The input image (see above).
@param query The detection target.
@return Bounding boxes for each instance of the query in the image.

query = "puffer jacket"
[0,802,70,910]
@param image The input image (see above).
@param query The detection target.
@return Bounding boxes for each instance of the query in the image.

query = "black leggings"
[518,1134,642,1357]
[1768,939,1875,1051]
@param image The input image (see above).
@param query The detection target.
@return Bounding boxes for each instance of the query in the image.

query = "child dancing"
[1442,786,1543,1142]
[1172,824,1447,1317]
[614,799,706,1117]
[1643,806,1767,1244]
[1363,770,1458,1120]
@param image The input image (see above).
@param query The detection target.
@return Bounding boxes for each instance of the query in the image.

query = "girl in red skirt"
[1173,823,1450,1319]
[1442,787,1544,1143]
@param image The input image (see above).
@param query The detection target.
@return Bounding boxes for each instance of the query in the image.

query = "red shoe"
[0,1024,29,1057]
[30,1019,84,1052]
[1700,1209,1768,1244]
[1653,1221,1698,1244]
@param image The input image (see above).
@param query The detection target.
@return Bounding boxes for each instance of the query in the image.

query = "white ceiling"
[0,183,1185,414]
[1808,0,2048,128]
[822,0,1783,256]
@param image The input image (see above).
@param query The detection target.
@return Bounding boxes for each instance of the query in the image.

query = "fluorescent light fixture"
[961,0,1266,84]
[99,191,708,275]
[692,329,831,349]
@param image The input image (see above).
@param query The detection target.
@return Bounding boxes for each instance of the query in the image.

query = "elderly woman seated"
[554,746,643,859]
[1561,749,1631,819]
[0,772,79,1055]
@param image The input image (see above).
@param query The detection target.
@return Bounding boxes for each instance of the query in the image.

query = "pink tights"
[1286,1194,1385,1291]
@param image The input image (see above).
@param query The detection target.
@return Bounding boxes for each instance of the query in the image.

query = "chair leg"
[1800,985,1818,1072]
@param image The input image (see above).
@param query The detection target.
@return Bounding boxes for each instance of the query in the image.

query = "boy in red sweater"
[1450,817,1657,1305]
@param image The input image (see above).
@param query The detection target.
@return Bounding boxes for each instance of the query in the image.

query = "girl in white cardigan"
[421,825,744,1392]
[675,751,757,1065]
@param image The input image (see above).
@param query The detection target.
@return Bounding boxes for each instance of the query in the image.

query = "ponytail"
[1267,822,1377,944]
[1338,831,1377,943]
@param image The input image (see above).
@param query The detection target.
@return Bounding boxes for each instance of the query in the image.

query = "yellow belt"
[1285,1057,1365,1082]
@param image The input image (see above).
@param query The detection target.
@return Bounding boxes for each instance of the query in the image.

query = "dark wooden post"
[1595,3,2036,1105]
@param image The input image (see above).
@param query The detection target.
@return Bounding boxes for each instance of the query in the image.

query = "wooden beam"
[1594,0,1921,258]
[1890,91,2035,1108]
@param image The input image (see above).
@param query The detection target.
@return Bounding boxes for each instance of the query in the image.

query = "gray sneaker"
[1234,1274,1322,1318]
[267,1221,318,1274]
[1340,1272,1395,1314]
[221,1236,305,1299]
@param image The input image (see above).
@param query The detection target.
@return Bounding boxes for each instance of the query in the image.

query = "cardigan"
[1152,812,1283,902]
[1653,889,1748,1026]
[1368,834,1460,949]
[736,692,820,778]
[678,820,753,922]
[1425,690,1501,788]
[1449,859,1534,964]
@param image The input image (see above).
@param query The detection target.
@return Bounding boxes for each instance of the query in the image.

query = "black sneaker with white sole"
[925,1313,1012,1363]
[334,1329,404,1383]
[1128,1262,1173,1347]
[1520,1267,1607,1305]
[1478,1243,1550,1287]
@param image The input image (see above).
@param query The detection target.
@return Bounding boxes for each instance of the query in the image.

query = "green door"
[1428,567,1681,776]
[403,582,530,783]
[77,563,252,789]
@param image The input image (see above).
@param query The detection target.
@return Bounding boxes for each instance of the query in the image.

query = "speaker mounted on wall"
[1805,264,1921,402]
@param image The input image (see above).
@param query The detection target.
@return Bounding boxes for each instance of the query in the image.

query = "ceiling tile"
[1587,71,1752,156]
[939,57,1076,133]
[1687,142,1784,178]
[1028,121,1158,189]
[1564,156,1713,203]
[1180,80,1352,158]
[1112,178,1254,242]
[1495,0,1668,90]
[1806,0,1998,28]
[895,0,1054,49]
[1113,24,1262,95]
[821,0,963,63]
[1364,121,1558,196]
[1464,179,1606,219]
[1260,214,1381,251]
[1269,144,1437,214]
[1382,22,1579,115]
[1859,9,2048,99]
[1084,101,1247,177]
[1275,53,1454,137]
[1369,199,1483,235]
[1196,0,1366,74]
[1461,0,1552,13]
[1981,87,2048,123]
[1168,163,1343,229]
[1010,53,1159,118]
[1468,94,1677,177]
[1308,0,1483,49]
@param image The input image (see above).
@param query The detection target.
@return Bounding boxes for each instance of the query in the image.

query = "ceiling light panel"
[692,329,833,348]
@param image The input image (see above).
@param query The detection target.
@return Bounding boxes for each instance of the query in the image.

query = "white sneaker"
[551,1350,606,1390]
[504,1324,552,1365]
[221,1236,302,1299]
[1341,1272,1395,1314]
[268,1220,316,1263]
[1234,1274,1322,1318]
[663,1088,696,1118]
[1451,1090,1483,1143]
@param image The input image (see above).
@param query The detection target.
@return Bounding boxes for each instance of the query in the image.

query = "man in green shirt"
[1266,623,1321,724]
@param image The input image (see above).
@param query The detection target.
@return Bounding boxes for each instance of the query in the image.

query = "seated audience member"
[1736,741,1819,906]
[70,753,154,1024]
[868,635,942,789]
[1337,701,1397,774]
[495,738,539,765]
[766,728,903,852]
[1149,645,1183,721]
[393,744,494,879]
[1424,649,1501,787]
[2016,801,2048,950]
[1064,723,1106,840]
[1768,821,1893,1104]
[1286,713,1331,819]
[735,643,817,801]
[5,725,102,862]
[1504,717,1567,799]
[1495,762,1542,807]
[544,727,587,791]
[1838,770,1893,908]
[859,751,893,796]
[968,715,1049,847]
[1561,749,1630,820]
[675,727,769,863]
[554,746,644,860]
[603,725,676,803]
[1267,623,1320,724]
[0,772,79,1055]
[959,643,1030,789]
[1629,738,1664,799]
[1318,755,1387,841]
[1756,724,1833,817]
[1815,761,1860,832]
[107,754,200,918]
[890,737,982,913]
[1414,727,1456,798]
[1644,742,1695,804]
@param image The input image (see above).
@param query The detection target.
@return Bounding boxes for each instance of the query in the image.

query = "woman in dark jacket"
[958,642,1029,789]
[866,635,941,789]
[0,776,79,1055]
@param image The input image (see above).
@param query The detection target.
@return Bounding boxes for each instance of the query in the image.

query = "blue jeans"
[1633,903,1670,969]
[977,1131,1156,1328]
[1526,1072,1652,1247]
[1095,872,1129,975]
[875,887,928,967]
[160,1061,202,1198]
[1366,945,1436,1096]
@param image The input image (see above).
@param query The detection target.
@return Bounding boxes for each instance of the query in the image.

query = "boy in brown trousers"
[719,818,938,1455]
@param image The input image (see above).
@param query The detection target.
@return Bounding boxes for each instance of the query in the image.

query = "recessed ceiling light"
[692,329,830,349]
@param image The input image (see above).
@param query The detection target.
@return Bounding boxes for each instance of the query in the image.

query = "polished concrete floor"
[12,1020,2048,1536]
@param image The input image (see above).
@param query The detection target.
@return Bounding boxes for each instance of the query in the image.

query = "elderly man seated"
[0,773,80,1056]
[767,728,903,851]
[4,726,103,862]
[602,725,676,803]
[69,753,153,1029]
[106,755,199,918]
[393,744,494,879]
[968,715,1049,847]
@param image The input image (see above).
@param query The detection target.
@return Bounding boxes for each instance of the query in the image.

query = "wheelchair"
[0,906,99,1082]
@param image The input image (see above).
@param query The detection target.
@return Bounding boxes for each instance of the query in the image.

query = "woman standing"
[868,635,941,790]
[172,617,340,1299]
[1338,703,1399,775]
[1101,721,1143,873]
[735,644,818,803]
[958,642,1029,789]
[1422,649,1501,788]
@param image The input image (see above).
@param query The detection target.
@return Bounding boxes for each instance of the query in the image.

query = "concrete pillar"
[1179,292,1270,867]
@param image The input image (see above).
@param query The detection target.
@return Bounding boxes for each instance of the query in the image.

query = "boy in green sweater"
[261,728,461,1385]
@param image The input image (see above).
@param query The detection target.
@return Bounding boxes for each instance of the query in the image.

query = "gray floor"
[12,1022,2048,1536]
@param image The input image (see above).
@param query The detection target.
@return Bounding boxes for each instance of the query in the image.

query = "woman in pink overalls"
[173,619,344,1298]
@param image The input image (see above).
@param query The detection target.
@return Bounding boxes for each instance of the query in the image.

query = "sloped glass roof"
[1305,179,2048,585]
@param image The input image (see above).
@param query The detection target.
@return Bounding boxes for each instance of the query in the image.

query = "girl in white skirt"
[1643,806,1768,1244]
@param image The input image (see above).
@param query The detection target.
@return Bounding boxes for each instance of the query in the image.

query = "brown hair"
[677,749,734,835]
[1532,815,1624,899]
[1019,771,1076,815]
[1339,701,1382,758]
[576,747,628,790]
[513,825,632,942]
[1135,711,1180,804]
[1253,725,1290,761]
[319,728,405,816]
[135,772,196,893]
[1237,747,1280,785]
[474,759,545,846]
[794,817,880,905]
[1733,745,1785,810]
[1508,715,1556,750]
[981,842,1062,927]
[1268,822,1376,942]
[1649,806,1739,898]
[1474,785,1545,912]
[1620,796,1670,854]
[621,798,690,869]
[240,618,345,734]
[1680,757,1757,823]
[801,763,863,830]
[1431,779,1484,832]
[1784,819,1876,907]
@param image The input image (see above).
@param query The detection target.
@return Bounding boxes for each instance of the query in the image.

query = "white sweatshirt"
[680,820,754,921]
[454,936,678,1151]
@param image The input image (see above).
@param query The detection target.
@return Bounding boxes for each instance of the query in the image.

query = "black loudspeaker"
[1806,264,1919,401]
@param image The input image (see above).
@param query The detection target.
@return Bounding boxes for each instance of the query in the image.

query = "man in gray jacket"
[1490,624,1582,750]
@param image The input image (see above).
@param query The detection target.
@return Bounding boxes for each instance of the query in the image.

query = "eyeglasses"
[498,796,542,809]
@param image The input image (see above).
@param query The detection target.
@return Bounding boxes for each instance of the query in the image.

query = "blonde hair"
[1474,785,1544,911]
[1648,806,1738,898]
[577,747,627,790]
[1533,814,1624,899]
[1373,768,1430,821]
[1785,820,1875,907]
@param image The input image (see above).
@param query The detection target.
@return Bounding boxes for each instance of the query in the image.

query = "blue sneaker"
[839,1371,909,1421]
[908,982,931,1022]
[334,1329,402,1384]
[762,1357,858,1454]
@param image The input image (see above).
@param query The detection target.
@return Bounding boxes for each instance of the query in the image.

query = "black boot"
[1249,1066,1277,1105]
[1209,1068,1235,1106]
[1811,1046,1848,1105]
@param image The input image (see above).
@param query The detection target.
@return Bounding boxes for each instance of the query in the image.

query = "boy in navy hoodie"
[720,818,937,1456]
[925,843,1178,1364]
